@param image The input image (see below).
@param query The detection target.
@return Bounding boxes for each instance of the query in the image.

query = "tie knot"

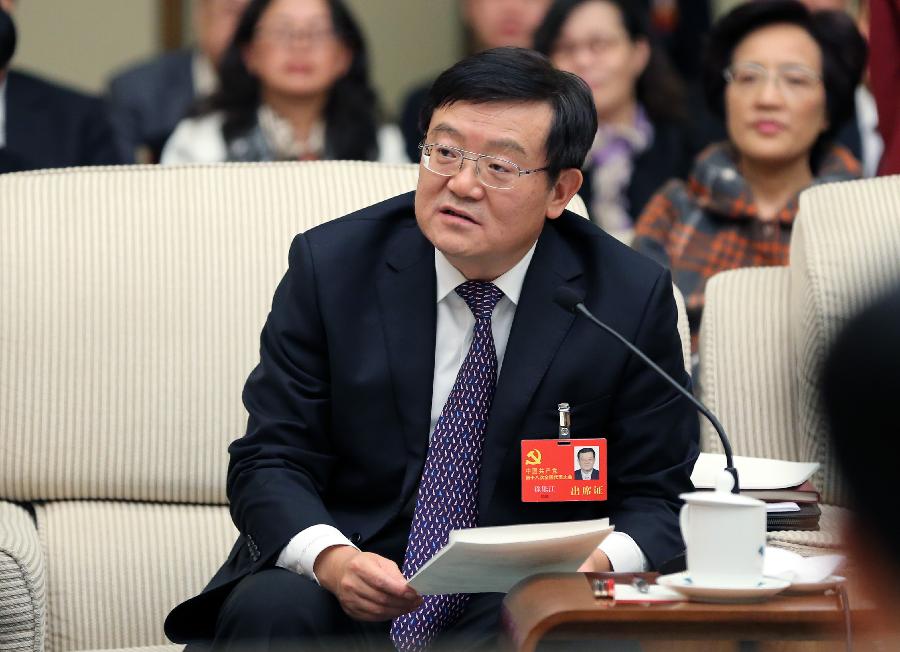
[455,281,503,321]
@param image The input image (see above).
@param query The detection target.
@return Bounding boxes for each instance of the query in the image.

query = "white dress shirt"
[276,245,648,581]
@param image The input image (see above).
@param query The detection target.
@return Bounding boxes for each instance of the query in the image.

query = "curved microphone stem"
[574,303,740,494]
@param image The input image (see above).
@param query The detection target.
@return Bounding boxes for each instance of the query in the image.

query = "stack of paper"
[692,453,822,531]
[407,519,613,595]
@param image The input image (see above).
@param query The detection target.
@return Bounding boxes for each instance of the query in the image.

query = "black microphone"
[554,286,740,494]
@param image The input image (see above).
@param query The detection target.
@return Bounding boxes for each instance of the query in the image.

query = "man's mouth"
[440,206,477,223]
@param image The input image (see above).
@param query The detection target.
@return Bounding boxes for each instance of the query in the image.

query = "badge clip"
[557,403,571,446]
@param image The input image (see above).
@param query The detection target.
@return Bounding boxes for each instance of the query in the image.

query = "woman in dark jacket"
[534,0,695,242]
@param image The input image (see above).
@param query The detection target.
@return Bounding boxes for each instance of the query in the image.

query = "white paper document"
[766,501,801,513]
[691,453,819,490]
[407,518,613,595]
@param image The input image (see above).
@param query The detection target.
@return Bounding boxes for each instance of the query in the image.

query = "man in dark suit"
[165,47,698,650]
[106,0,248,162]
[573,447,600,480]
[0,4,120,172]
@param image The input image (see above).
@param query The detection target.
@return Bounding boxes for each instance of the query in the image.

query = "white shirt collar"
[192,52,217,98]
[434,241,538,306]
[0,75,7,148]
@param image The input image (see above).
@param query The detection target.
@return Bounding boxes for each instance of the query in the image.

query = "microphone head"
[553,286,584,313]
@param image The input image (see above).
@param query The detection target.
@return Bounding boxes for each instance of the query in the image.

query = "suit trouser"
[204,566,505,651]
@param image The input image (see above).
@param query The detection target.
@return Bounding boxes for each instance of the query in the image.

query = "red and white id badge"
[521,438,607,502]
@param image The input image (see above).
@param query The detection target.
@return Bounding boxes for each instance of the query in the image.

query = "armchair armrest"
[0,501,45,652]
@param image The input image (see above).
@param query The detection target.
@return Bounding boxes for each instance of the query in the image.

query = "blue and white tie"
[390,281,504,651]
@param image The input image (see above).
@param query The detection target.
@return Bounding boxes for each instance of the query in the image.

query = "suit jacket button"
[350,533,361,545]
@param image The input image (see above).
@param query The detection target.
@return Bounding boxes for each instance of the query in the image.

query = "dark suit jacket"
[4,70,121,171]
[574,469,600,481]
[165,192,699,642]
[106,49,195,162]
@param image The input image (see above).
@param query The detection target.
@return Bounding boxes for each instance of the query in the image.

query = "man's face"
[0,1,13,14]
[414,100,578,281]
[196,0,250,66]
[463,0,552,50]
[578,450,595,473]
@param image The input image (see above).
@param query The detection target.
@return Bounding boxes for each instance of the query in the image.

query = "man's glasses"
[418,143,548,191]
[724,62,823,99]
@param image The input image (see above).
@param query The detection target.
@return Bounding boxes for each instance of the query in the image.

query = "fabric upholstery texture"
[0,501,45,652]
[0,162,603,651]
[790,175,900,506]
[0,162,591,506]
[699,267,797,459]
[671,284,691,376]
[698,175,900,554]
[35,502,235,652]
[0,162,420,504]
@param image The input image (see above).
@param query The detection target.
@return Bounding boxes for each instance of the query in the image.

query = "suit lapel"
[376,223,437,499]
[478,219,584,513]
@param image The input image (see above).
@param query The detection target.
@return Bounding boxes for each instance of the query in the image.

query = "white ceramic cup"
[679,490,767,588]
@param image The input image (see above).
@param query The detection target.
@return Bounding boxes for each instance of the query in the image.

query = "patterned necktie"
[390,281,504,651]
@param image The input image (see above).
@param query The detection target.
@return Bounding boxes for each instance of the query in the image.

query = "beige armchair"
[698,174,900,554]
[2,161,695,652]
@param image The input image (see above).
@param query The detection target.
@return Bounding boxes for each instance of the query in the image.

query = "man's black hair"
[0,6,16,69]
[703,0,866,171]
[419,47,598,182]
[577,447,595,460]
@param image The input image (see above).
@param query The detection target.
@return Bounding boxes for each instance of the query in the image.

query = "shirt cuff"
[599,531,648,572]
[275,524,358,584]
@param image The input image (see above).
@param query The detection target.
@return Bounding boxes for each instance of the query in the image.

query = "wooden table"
[501,573,869,652]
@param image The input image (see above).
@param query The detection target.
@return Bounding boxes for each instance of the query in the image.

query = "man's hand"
[314,545,423,621]
[578,547,613,573]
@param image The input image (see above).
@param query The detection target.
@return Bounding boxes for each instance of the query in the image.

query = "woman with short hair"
[633,0,866,350]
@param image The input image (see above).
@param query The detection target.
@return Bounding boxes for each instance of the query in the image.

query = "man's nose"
[446,158,485,199]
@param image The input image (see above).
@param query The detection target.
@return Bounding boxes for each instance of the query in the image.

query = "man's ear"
[546,168,583,220]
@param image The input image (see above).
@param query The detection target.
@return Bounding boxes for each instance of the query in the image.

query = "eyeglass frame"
[723,61,823,97]
[418,142,549,190]
[253,23,338,48]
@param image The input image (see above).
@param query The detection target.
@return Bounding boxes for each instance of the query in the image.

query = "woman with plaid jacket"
[633,1,865,350]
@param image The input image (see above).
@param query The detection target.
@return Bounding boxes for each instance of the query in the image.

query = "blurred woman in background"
[535,0,694,242]
[161,0,405,164]
[633,0,865,350]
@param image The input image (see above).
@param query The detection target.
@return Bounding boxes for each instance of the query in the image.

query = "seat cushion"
[35,502,235,652]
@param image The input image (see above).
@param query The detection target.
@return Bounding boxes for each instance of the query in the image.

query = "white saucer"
[657,572,791,603]
[782,575,846,595]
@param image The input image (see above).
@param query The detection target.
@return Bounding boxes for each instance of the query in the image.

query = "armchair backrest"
[0,161,592,506]
[700,175,900,505]
[790,174,900,505]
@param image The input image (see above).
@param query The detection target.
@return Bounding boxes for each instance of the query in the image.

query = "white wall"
[7,0,464,118]
[10,0,159,94]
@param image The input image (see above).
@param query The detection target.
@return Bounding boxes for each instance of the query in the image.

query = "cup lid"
[680,490,764,507]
